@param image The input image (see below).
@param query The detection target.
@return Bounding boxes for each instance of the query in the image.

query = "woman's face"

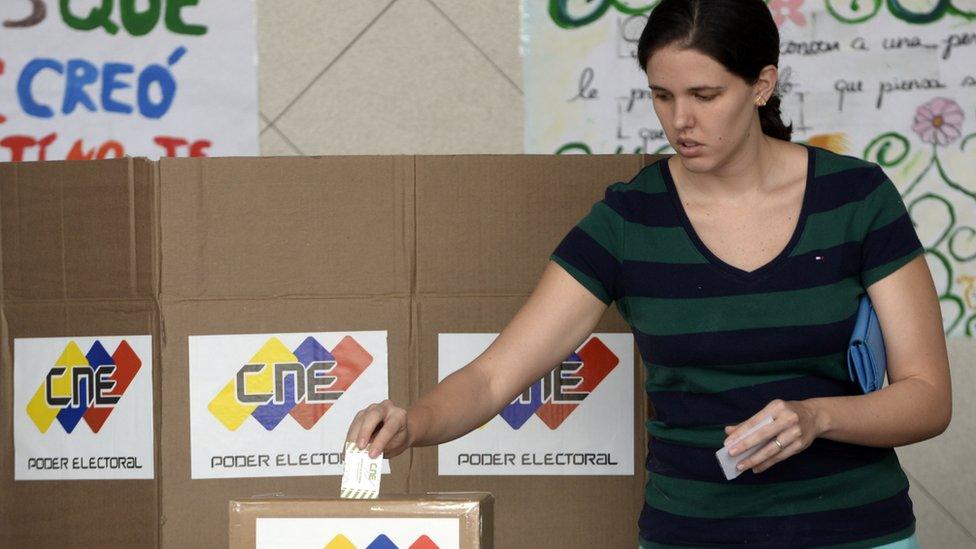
[646,44,769,173]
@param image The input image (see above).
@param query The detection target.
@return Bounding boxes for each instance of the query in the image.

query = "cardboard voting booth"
[0,155,657,548]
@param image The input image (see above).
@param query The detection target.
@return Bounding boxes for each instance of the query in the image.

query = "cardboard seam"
[59,165,67,302]
[12,165,22,302]
[152,159,164,549]
[127,159,139,295]
[0,304,9,546]
[155,294,412,304]
[407,155,418,495]
[0,297,157,305]
[0,169,5,543]
[0,168,5,547]
[0,164,6,303]
[414,292,534,299]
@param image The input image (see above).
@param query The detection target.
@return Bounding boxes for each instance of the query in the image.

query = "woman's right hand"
[344,399,412,459]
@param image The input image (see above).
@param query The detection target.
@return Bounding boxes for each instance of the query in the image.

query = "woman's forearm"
[400,263,609,451]
[405,362,502,448]
[807,376,951,447]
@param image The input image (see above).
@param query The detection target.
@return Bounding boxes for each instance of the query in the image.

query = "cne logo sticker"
[437,333,634,476]
[209,335,373,431]
[499,336,618,430]
[15,336,154,481]
[26,339,142,434]
[190,331,388,479]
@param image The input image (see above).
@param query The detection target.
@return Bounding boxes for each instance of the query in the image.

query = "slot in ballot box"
[229,493,493,549]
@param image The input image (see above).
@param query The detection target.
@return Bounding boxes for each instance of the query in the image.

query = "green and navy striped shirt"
[552,145,923,548]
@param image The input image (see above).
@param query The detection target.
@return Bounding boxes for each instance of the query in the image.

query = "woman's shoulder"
[612,155,669,194]
[806,143,880,181]
[801,143,896,216]
[597,156,670,213]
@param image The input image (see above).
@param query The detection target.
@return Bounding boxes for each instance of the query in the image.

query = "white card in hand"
[340,441,382,499]
[715,415,774,480]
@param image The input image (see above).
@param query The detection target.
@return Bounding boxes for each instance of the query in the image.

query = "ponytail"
[758,94,793,141]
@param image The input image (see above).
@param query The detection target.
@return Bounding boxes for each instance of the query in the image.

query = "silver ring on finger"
[774,438,784,450]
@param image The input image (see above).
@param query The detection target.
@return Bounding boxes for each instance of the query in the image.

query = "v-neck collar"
[660,143,817,283]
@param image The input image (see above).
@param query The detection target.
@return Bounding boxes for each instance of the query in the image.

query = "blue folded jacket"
[847,294,886,393]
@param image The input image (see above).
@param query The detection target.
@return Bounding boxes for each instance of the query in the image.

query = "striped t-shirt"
[551,144,924,548]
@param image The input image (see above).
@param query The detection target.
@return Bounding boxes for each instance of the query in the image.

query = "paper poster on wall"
[13,335,154,480]
[522,0,976,336]
[438,333,634,476]
[0,0,258,161]
[189,331,390,479]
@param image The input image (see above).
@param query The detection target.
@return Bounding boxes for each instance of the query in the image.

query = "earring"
[756,96,766,107]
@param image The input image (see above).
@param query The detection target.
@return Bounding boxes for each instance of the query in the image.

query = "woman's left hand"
[723,399,825,474]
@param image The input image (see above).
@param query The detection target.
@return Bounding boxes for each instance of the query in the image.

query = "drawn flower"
[912,97,965,146]
[768,0,807,28]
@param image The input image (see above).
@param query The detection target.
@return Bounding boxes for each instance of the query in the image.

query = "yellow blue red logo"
[208,335,373,431]
[26,339,143,434]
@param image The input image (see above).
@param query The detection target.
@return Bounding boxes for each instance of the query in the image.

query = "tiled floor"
[254,2,976,546]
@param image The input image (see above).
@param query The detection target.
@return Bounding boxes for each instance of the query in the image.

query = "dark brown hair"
[637,0,792,141]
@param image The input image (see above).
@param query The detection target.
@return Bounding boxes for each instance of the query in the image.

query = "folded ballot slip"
[715,415,774,481]
[340,441,383,499]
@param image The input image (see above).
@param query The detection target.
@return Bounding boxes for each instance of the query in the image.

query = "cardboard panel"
[415,155,653,295]
[0,153,660,548]
[0,159,155,300]
[158,156,413,300]
[410,296,646,549]
[158,297,412,549]
[0,300,158,549]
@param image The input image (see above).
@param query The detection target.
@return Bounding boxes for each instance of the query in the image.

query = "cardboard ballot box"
[229,493,493,549]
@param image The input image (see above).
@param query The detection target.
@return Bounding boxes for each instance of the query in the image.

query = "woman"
[346,0,952,546]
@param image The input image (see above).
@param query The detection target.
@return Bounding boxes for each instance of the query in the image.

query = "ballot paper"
[340,441,382,499]
[715,415,774,481]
